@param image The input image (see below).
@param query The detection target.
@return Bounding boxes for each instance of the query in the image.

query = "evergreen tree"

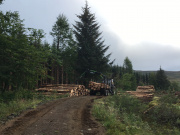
[0,11,50,91]
[156,67,170,90]
[123,57,133,74]
[73,2,111,76]
[121,57,136,90]
[149,72,157,87]
[135,72,140,85]
[50,14,71,50]
[50,14,74,84]
[121,73,136,91]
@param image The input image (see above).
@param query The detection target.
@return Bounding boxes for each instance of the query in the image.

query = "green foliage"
[50,14,77,84]
[73,2,111,77]
[0,11,51,91]
[170,81,180,91]
[149,72,157,86]
[50,14,72,50]
[158,93,179,104]
[0,88,33,102]
[156,67,170,90]
[0,89,68,121]
[0,89,39,121]
[110,57,136,90]
[0,99,41,121]
[93,94,180,135]
[28,28,45,47]
[92,97,153,135]
[146,93,180,127]
[121,73,136,91]
[109,95,147,115]
[148,104,180,127]
[123,57,133,74]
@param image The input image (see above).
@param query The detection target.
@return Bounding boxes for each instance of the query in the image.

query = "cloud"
[102,27,180,71]
[1,0,180,71]
[125,42,180,71]
[1,0,85,42]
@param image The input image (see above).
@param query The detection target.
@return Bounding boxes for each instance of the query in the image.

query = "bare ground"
[0,96,105,135]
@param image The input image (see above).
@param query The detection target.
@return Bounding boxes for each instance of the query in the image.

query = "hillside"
[135,70,180,84]
[165,71,180,83]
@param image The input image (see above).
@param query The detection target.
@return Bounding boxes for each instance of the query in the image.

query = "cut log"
[70,85,90,97]
[127,85,155,102]
[36,84,89,96]
[88,81,110,91]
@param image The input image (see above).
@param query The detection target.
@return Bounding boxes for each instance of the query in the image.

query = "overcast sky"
[1,0,180,71]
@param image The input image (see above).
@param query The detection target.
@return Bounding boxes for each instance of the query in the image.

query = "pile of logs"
[88,81,110,90]
[127,85,155,102]
[136,85,155,93]
[36,84,79,94]
[36,84,89,97]
[70,85,90,97]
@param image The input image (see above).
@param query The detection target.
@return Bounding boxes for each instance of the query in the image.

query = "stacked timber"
[136,85,155,93]
[70,85,90,97]
[127,85,155,102]
[36,84,89,96]
[89,81,110,90]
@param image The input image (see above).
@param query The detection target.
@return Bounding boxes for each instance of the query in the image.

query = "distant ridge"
[135,70,180,84]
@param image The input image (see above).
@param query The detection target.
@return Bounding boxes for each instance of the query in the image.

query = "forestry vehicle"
[79,69,115,96]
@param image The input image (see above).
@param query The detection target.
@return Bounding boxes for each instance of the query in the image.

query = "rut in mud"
[0,96,105,135]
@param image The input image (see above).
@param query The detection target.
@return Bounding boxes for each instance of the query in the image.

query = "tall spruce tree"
[156,67,170,90]
[73,2,111,76]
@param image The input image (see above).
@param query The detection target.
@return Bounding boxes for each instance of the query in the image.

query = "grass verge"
[92,93,180,135]
[0,89,68,123]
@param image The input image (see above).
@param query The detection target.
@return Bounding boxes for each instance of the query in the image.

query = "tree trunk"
[57,65,59,85]
[66,72,68,84]
[61,65,63,84]
[51,64,54,84]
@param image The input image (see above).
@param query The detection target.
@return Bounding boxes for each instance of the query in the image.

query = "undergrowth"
[92,93,180,135]
[0,88,68,122]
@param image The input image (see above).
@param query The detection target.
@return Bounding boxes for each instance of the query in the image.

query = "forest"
[0,3,178,92]
[1,1,180,134]
[1,1,179,93]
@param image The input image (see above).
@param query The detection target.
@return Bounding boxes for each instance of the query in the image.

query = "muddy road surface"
[0,96,105,135]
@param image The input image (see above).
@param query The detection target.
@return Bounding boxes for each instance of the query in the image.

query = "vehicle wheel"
[105,90,109,96]
[90,90,94,95]
[100,89,104,96]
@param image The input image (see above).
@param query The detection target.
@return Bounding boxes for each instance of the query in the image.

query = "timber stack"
[36,84,89,96]
[70,85,90,97]
[88,81,110,90]
[127,85,155,102]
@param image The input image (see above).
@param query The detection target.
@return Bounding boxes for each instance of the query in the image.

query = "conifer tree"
[50,14,74,84]
[73,2,111,76]
[121,57,136,90]
[156,67,170,90]
[123,57,133,74]
[0,11,50,91]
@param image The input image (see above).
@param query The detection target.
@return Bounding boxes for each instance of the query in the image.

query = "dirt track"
[0,96,105,135]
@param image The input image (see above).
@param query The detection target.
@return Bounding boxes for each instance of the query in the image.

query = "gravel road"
[0,96,105,135]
